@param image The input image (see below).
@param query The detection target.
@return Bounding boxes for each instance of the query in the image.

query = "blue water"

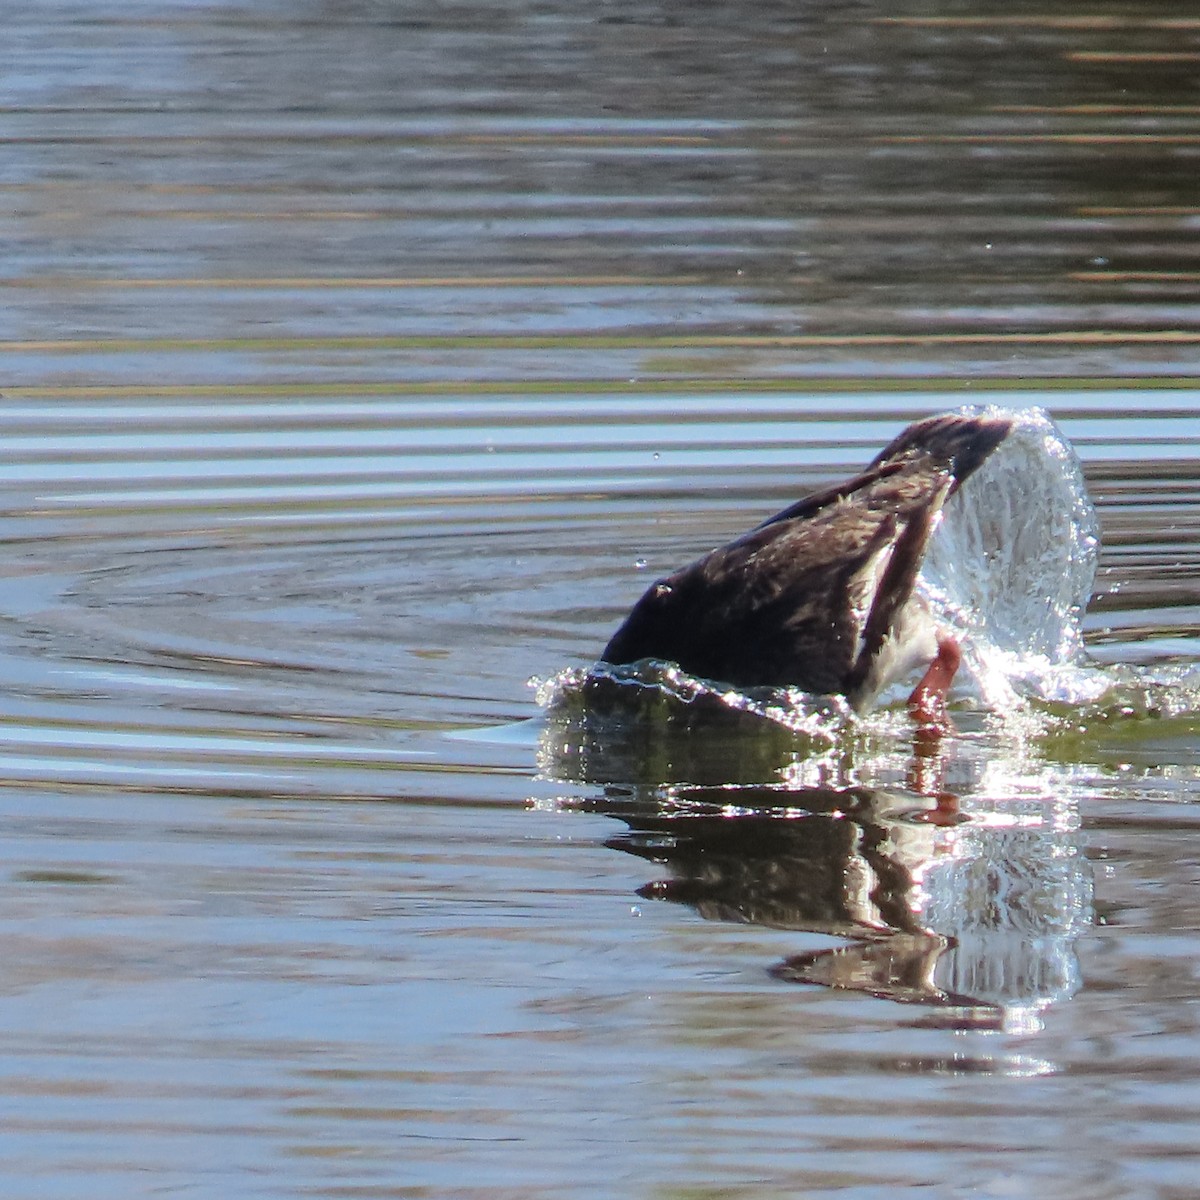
[1,3,1200,1198]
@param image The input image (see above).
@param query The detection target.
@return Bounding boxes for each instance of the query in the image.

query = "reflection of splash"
[597,778,1093,1031]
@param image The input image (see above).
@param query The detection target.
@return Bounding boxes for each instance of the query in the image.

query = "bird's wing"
[603,468,951,693]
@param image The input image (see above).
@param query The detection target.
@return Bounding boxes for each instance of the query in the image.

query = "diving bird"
[600,411,1014,727]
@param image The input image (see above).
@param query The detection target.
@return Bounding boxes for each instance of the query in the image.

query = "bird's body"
[601,412,1013,724]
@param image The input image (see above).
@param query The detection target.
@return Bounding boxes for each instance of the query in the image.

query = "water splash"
[540,403,1200,767]
[534,661,848,737]
[919,405,1103,710]
[924,406,1200,729]
[533,661,852,787]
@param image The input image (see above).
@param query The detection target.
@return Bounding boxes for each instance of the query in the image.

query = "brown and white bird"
[601,412,1014,727]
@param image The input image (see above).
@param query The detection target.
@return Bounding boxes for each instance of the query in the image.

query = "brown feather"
[601,412,1012,706]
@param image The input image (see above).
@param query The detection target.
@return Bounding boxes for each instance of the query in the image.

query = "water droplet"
[634,557,648,569]
[630,905,642,918]
[652,452,660,460]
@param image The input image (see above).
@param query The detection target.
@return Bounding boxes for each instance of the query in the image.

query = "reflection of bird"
[602,412,1013,725]
[603,782,1092,1017]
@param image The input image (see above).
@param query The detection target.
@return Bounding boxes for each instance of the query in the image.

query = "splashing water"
[534,662,848,737]
[533,661,854,787]
[919,405,1103,709]
[538,404,1200,763]
[924,406,1200,725]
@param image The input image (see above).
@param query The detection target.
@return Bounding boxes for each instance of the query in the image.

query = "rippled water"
[3,2,1200,1197]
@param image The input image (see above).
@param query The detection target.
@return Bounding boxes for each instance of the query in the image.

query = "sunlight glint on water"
[1,1,1200,1197]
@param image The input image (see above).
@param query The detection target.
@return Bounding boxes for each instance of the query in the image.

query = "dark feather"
[601,412,1013,704]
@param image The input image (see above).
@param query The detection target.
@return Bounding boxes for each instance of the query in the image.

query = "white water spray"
[920,406,1105,709]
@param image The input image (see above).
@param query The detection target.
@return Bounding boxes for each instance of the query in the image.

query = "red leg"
[906,713,965,820]
[907,633,961,731]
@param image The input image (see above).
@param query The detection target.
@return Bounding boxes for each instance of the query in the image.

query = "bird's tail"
[869,410,1013,486]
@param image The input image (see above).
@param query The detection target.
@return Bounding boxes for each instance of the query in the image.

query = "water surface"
[2,2,1200,1197]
